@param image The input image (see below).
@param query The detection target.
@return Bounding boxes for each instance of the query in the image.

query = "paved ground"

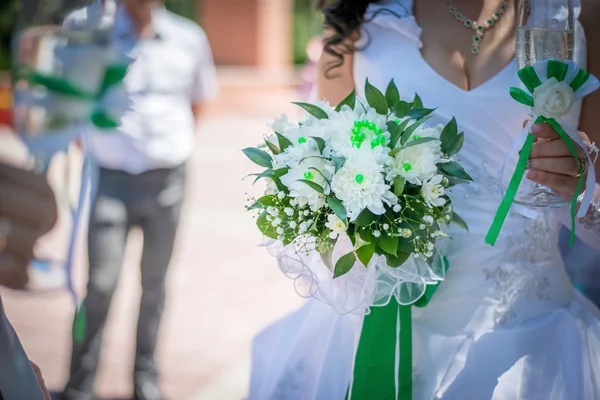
[0,74,307,400]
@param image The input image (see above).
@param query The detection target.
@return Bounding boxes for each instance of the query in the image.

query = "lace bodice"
[353,0,586,329]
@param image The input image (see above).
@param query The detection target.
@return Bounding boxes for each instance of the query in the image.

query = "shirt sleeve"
[191,28,219,103]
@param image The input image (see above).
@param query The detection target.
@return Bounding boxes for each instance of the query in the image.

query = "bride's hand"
[526,121,590,199]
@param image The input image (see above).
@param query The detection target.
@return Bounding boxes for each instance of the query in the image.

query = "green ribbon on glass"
[19,63,128,129]
[347,257,449,400]
[486,60,598,247]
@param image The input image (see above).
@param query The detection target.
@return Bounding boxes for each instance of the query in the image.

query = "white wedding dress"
[249,1,600,399]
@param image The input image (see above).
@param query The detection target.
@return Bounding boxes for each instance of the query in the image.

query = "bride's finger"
[530,139,584,159]
[526,169,582,199]
[531,123,560,139]
[529,157,580,176]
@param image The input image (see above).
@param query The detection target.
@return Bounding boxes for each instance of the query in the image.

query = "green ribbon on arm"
[348,257,449,400]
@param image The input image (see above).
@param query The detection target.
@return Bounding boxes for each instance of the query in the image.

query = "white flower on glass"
[284,207,294,216]
[423,215,434,224]
[265,179,278,195]
[421,175,447,207]
[532,77,574,119]
[325,214,347,239]
[373,230,381,238]
[289,221,297,228]
[331,147,397,220]
[393,204,402,213]
[387,139,443,185]
[276,227,284,235]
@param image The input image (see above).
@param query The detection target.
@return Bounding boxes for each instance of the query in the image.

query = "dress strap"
[363,0,422,48]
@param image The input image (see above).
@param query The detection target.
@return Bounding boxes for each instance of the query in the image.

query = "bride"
[249,0,600,399]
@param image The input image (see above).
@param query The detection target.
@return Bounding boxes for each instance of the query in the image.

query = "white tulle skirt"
[249,293,600,400]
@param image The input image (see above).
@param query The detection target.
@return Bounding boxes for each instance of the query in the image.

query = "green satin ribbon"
[348,257,449,400]
[19,63,128,129]
[485,116,584,247]
[486,61,587,247]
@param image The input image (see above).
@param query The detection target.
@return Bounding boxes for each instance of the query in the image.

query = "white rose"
[532,77,574,119]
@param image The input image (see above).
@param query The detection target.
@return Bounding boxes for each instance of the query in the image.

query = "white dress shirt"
[72,3,218,174]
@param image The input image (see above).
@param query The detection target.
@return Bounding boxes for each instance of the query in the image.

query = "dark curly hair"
[316,0,405,77]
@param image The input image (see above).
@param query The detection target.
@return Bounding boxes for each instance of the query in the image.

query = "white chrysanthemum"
[421,175,447,207]
[387,139,443,185]
[331,148,397,220]
[269,114,297,134]
[280,146,335,211]
[326,104,389,158]
[325,214,347,239]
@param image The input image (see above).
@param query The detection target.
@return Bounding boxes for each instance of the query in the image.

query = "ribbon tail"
[486,118,540,245]
[543,118,590,246]
[350,301,401,399]
[398,306,412,399]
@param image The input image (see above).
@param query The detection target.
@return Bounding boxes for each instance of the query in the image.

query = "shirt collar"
[112,3,166,41]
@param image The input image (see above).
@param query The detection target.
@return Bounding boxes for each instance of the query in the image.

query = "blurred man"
[62,1,218,399]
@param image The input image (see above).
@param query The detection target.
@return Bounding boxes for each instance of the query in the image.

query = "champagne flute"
[9,0,116,291]
[512,0,576,207]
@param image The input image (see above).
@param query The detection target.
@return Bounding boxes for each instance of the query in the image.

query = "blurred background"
[0,0,325,398]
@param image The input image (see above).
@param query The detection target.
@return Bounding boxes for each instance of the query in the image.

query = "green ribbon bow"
[486,61,589,247]
[19,62,129,129]
[348,257,449,400]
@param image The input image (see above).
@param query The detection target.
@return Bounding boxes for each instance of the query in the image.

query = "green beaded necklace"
[446,1,510,55]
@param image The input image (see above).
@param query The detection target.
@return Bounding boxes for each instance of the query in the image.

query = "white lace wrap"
[267,235,448,315]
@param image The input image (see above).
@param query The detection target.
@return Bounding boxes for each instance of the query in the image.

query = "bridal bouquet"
[244,79,470,279]
[244,79,471,399]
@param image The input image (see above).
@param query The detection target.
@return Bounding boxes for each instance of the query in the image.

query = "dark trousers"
[63,165,186,399]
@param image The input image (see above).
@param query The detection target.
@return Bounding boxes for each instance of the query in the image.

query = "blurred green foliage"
[293,0,322,65]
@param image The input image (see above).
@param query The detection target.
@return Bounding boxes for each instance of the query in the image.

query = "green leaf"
[257,211,278,239]
[256,195,278,207]
[296,179,325,193]
[334,252,357,278]
[440,117,458,153]
[402,137,439,149]
[242,148,273,168]
[377,233,399,256]
[356,241,376,267]
[97,64,128,97]
[292,102,329,119]
[384,251,410,267]
[412,93,424,108]
[445,132,464,156]
[438,161,473,181]
[451,212,469,231]
[389,118,410,148]
[393,101,411,118]
[406,107,435,120]
[276,132,293,152]
[335,89,356,112]
[385,79,400,108]
[327,197,348,225]
[354,208,378,226]
[365,78,389,115]
[509,87,534,107]
[393,176,406,196]
[311,136,326,154]
[386,121,399,133]
[401,116,431,145]
[28,72,92,98]
[90,111,118,129]
[264,138,280,154]
[332,156,346,173]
